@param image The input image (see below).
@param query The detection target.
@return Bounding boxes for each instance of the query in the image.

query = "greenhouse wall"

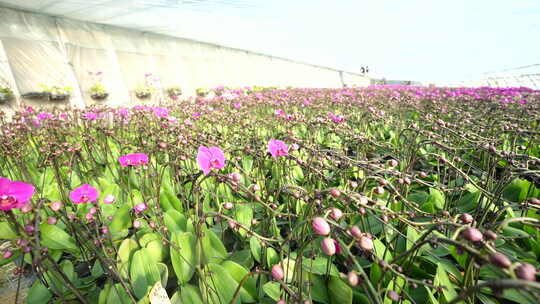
[0,7,370,112]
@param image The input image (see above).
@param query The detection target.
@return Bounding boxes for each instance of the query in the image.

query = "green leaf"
[145,240,167,263]
[434,264,458,302]
[200,263,241,304]
[428,188,445,210]
[0,221,18,239]
[118,238,140,264]
[373,238,392,262]
[249,237,262,263]
[26,280,53,304]
[180,284,204,304]
[130,248,162,299]
[201,228,227,264]
[235,204,253,237]
[328,276,352,304]
[109,204,132,234]
[221,260,257,302]
[170,231,197,285]
[39,223,77,250]
[302,257,340,277]
[310,274,330,303]
[266,247,279,268]
[160,189,183,212]
[164,209,187,232]
[107,283,132,304]
[262,282,281,301]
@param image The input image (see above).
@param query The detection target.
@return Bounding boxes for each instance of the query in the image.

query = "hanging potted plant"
[38,84,72,101]
[89,71,109,101]
[134,84,154,99]
[90,83,108,100]
[0,87,14,103]
[166,87,182,100]
[196,87,210,97]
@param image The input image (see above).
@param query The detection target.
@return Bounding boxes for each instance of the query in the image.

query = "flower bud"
[103,194,115,204]
[271,264,284,281]
[358,236,373,251]
[223,202,234,210]
[515,263,537,281]
[462,227,483,242]
[347,271,359,286]
[460,213,473,224]
[134,202,148,213]
[3,251,13,259]
[133,220,141,228]
[50,201,63,211]
[329,208,343,220]
[21,204,32,213]
[489,252,511,269]
[329,189,341,198]
[312,217,330,236]
[229,172,241,183]
[349,226,362,239]
[374,186,385,195]
[47,217,57,225]
[321,237,337,256]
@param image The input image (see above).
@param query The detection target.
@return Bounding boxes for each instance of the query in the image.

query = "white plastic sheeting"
[0,7,370,110]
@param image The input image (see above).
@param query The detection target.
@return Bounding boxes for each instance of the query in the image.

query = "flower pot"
[91,92,109,101]
[22,92,48,99]
[49,93,70,101]
[136,92,151,99]
[0,92,13,103]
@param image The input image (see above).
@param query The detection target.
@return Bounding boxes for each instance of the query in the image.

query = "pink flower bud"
[89,207,97,215]
[349,226,362,239]
[358,196,368,205]
[291,143,300,151]
[374,186,385,195]
[229,172,241,183]
[50,201,62,211]
[321,237,337,256]
[103,194,115,204]
[47,217,57,225]
[101,227,109,234]
[134,202,147,213]
[329,189,341,198]
[271,264,284,280]
[358,236,374,251]
[312,217,330,236]
[251,184,261,192]
[277,300,286,304]
[24,225,35,234]
[67,213,76,220]
[329,208,343,220]
[347,271,359,286]
[223,202,234,210]
[21,204,32,213]
[460,213,473,224]
[133,220,141,228]
[85,213,94,221]
[228,220,237,229]
[3,251,13,259]
[388,159,398,167]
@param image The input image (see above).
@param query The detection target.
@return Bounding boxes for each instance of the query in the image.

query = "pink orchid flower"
[119,153,149,167]
[197,146,225,174]
[82,112,98,120]
[0,177,35,211]
[268,139,289,158]
[153,107,169,118]
[69,184,98,204]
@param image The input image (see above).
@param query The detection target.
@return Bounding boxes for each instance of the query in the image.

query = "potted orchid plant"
[166,87,182,100]
[135,73,159,99]
[39,84,73,101]
[89,71,109,101]
[0,87,13,103]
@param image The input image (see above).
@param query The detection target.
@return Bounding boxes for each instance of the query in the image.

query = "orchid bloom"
[268,140,289,158]
[197,146,225,174]
[119,153,149,167]
[69,184,98,204]
[0,177,35,211]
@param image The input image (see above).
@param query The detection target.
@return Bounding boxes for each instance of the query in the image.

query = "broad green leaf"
[170,231,197,285]
[200,263,241,304]
[328,276,352,304]
[434,264,458,302]
[234,204,253,237]
[118,238,140,264]
[180,284,204,304]
[109,204,132,234]
[40,223,77,250]
[221,260,257,302]
[0,222,18,239]
[26,280,52,304]
[131,248,162,299]
[164,209,187,232]
[262,282,281,301]
[428,188,445,210]
[201,228,227,264]
[249,237,262,263]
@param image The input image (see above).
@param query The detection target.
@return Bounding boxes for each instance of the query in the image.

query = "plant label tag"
[149,281,171,304]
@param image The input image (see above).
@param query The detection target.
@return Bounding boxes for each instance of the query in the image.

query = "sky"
[160,0,540,84]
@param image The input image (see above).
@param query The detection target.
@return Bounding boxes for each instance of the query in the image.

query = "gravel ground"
[0,242,33,304]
